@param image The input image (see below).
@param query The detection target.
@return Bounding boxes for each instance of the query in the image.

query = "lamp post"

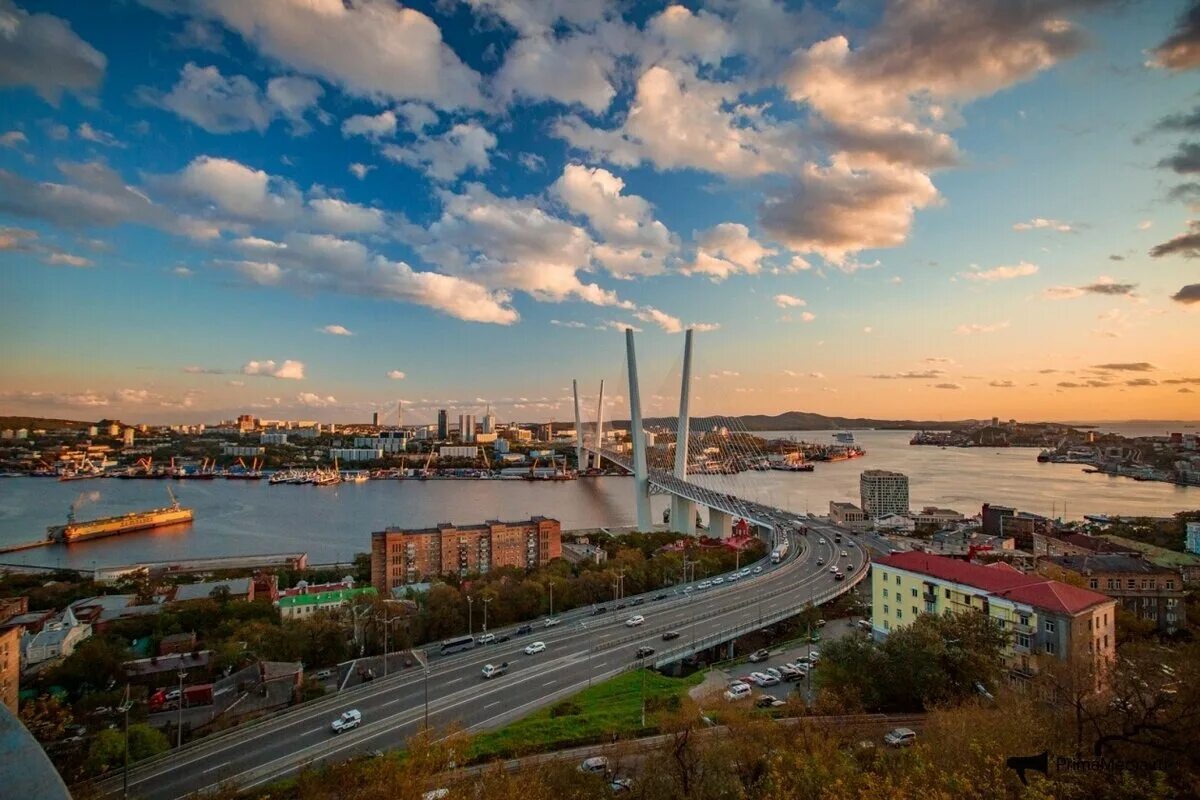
[639,655,647,728]
[120,684,132,799]
[466,595,473,639]
[176,669,188,749]
[482,596,492,633]
[548,581,554,618]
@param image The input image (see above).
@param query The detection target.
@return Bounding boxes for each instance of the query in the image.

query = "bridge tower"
[592,379,605,469]
[670,329,697,535]
[625,328,652,531]
[572,379,583,472]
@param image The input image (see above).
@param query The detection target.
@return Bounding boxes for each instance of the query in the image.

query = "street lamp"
[481,596,492,633]
[466,595,473,639]
[548,581,554,618]
[120,684,133,800]
[176,669,188,749]
[640,654,648,728]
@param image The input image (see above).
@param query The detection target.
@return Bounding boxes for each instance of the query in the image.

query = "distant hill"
[609,411,982,432]
[0,416,92,431]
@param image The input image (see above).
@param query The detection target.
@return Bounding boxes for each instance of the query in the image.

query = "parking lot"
[718,617,864,705]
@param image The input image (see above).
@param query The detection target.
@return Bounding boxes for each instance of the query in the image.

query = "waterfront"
[0,430,1194,569]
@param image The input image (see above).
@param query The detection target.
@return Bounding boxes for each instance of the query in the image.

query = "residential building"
[1099,534,1200,586]
[871,552,1116,685]
[1041,554,1186,633]
[459,414,476,443]
[437,409,448,440]
[21,607,91,666]
[481,409,496,434]
[328,447,384,462]
[261,432,289,445]
[828,501,867,527]
[122,428,135,447]
[0,627,18,713]
[859,470,909,518]
[158,632,197,655]
[561,541,608,565]
[874,513,915,533]
[0,597,28,625]
[913,506,964,529]
[277,586,377,619]
[372,412,380,427]
[221,445,265,457]
[1031,531,1138,559]
[1187,521,1200,556]
[439,445,478,459]
[371,517,562,592]
[982,504,1016,537]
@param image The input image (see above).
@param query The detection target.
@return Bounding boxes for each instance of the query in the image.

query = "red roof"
[875,551,1112,615]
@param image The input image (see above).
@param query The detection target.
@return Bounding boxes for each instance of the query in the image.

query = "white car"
[809,650,821,664]
[579,756,609,775]
[754,673,780,687]
[841,550,848,558]
[819,538,826,545]
[752,566,763,574]
[829,565,839,573]
[698,581,712,590]
[739,568,751,576]
[712,577,724,586]
[727,573,740,582]
[476,632,496,645]
[625,615,645,627]
[543,617,561,627]
[764,667,783,681]
[524,641,546,655]
[330,709,361,733]
[723,683,752,701]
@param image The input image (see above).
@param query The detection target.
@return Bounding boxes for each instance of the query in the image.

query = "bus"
[439,635,476,655]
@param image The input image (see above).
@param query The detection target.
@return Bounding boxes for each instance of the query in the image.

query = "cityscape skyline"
[2,1,1199,425]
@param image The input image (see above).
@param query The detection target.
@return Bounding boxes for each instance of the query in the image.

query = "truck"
[481,662,509,679]
[770,538,790,564]
[148,683,214,712]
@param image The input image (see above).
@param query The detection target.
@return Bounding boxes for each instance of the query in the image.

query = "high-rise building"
[459,414,475,443]
[372,411,380,427]
[859,470,909,518]
[437,409,448,440]
[482,406,496,435]
[371,517,562,592]
[237,414,255,433]
[122,428,135,448]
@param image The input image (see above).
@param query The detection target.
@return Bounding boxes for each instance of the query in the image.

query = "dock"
[0,538,53,555]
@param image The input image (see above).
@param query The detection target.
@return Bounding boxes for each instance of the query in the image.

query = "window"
[1088,579,1098,589]
[881,572,887,582]
[1088,618,1093,631]
[1167,580,1175,590]
[884,620,891,631]
[997,619,1007,629]
[1017,633,1030,649]
[883,604,889,615]
[912,606,918,617]
[911,587,918,598]
[883,588,889,599]
[896,576,901,586]
[1044,641,1057,655]
[1043,619,1056,633]
[1107,578,1117,590]
[896,608,904,620]
[1019,614,1030,627]
[944,588,951,599]
[1127,579,1136,589]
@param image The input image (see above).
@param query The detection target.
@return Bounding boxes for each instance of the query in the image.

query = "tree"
[19,694,74,742]
[45,636,129,697]
[84,724,167,776]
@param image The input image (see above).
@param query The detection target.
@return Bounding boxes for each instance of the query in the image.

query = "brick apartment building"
[371,517,562,593]
[1041,554,1187,633]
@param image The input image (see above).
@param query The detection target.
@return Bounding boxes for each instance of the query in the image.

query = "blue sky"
[1,0,1198,425]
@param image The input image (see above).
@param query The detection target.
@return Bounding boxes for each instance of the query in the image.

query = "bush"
[549,700,581,718]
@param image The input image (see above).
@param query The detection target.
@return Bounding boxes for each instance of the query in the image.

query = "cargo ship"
[46,488,194,544]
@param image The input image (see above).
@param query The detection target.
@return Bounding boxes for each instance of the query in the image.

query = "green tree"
[45,636,129,697]
[85,724,168,776]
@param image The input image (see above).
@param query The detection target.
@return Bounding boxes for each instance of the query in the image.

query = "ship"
[833,431,856,444]
[46,487,194,544]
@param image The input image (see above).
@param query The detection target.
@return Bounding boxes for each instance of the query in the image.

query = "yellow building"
[871,552,1116,681]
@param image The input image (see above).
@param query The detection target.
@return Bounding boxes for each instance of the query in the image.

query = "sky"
[0,0,1198,426]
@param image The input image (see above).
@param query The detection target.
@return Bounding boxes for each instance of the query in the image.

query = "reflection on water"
[0,430,1192,569]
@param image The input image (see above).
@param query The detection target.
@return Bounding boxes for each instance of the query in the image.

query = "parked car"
[764,667,783,681]
[609,777,634,793]
[753,566,763,574]
[578,756,609,775]
[543,617,561,627]
[661,630,681,641]
[884,728,918,748]
[816,619,827,627]
[625,615,645,627]
[476,633,496,645]
[481,662,509,679]
[739,568,751,576]
[422,789,449,800]
[635,646,656,659]
[748,649,770,663]
[698,581,712,590]
[712,577,724,586]
[723,683,752,701]
[331,709,362,733]
[809,650,821,663]
[516,624,533,635]
[653,594,668,601]
[314,669,333,680]
[778,664,801,680]
[857,619,873,631]
[524,641,546,655]
[756,695,786,709]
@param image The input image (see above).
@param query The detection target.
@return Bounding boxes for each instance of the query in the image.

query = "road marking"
[443,677,463,686]
[302,726,325,736]
[202,761,230,774]
[383,698,405,707]
[542,680,556,687]
[485,701,501,709]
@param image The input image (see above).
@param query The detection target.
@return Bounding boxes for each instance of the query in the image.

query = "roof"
[0,705,71,800]
[70,594,136,613]
[1046,554,1176,576]
[123,650,212,676]
[1058,533,1136,554]
[276,586,376,609]
[173,578,252,602]
[830,502,863,512]
[1100,535,1200,568]
[875,551,1113,616]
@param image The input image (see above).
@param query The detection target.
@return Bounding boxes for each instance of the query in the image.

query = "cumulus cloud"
[552,164,676,277]
[387,370,406,380]
[174,0,483,109]
[348,162,375,180]
[933,383,962,390]
[1150,220,1200,259]
[0,0,106,104]
[954,321,1009,335]
[493,30,617,113]
[645,5,733,65]
[959,261,1038,282]
[549,319,587,329]
[319,324,353,336]
[1042,277,1138,299]
[383,122,497,182]
[1150,0,1200,70]
[296,392,337,407]
[43,251,91,267]
[1172,283,1200,304]
[774,294,806,308]
[307,197,385,234]
[243,359,306,380]
[0,130,27,148]
[151,63,324,135]
[1013,217,1075,232]
[633,306,684,333]
[77,123,122,148]
[341,110,398,139]
[685,223,776,280]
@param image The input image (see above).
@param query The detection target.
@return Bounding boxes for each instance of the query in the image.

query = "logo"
[1005,751,1049,786]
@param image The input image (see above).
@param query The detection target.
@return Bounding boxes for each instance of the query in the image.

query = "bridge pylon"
[625,328,652,531]
[670,329,696,535]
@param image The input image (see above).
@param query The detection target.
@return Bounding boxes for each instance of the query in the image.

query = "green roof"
[276,586,377,608]
[1102,535,1200,567]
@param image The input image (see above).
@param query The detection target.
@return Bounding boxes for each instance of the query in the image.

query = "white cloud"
[645,5,733,65]
[242,359,306,379]
[954,321,1010,335]
[319,324,353,336]
[774,293,806,308]
[0,130,27,147]
[494,31,617,113]
[383,122,497,182]
[296,391,337,407]
[552,164,676,277]
[185,0,483,109]
[167,155,303,222]
[265,75,324,133]
[550,319,587,328]
[634,306,682,333]
[958,261,1038,282]
[387,370,406,380]
[43,251,92,267]
[307,197,385,234]
[0,0,106,104]
[348,162,375,180]
[1013,217,1074,233]
[685,222,776,280]
[77,122,122,147]
[933,383,962,390]
[341,110,397,139]
[156,63,272,133]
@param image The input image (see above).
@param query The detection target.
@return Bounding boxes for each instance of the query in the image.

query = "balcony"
[922,591,937,604]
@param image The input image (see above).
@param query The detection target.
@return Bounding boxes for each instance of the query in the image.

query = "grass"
[468,669,706,761]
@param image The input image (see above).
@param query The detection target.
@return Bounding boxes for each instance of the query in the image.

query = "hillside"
[0,416,93,432]
[611,411,982,432]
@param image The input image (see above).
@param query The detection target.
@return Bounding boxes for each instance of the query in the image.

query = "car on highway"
[314,669,333,680]
[422,789,449,800]
[516,624,533,635]
[476,632,496,645]
[816,558,825,566]
[884,727,918,748]
[748,648,770,663]
[653,593,668,601]
[756,695,786,709]
[635,646,655,659]
[592,606,608,615]
[829,565,839,573]
[835,572,846,581]
[727,573,740,582]
[579,756,609,775]
[723,683,752,701]
[481,663,509,679]
[697,581,712,590]
[661,630,680,641]
[543,617,561,627]
[330,709,361,733]
[683,586,694,594]
[625,615,645,627]
[753,566,763,574]
[524,641,546,655]
[739,568,751,576]
[841,550,848,557]
[819,538,826,545]
[631,597,645,606]
[712,577,724,585]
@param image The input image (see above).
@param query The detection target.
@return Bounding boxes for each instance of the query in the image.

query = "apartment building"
[371,517,562,593]
[0,627,17,713]
[859,470,910,518]
[871,552,1116,684]
[1041,554,1186,633]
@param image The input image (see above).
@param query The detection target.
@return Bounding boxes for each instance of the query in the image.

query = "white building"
[860,470,910,518]
[481,411,496,435]
[22,607,91,665]
[1187,522,1200,556]
[439,445,478,459]
[261,432,289,445]
[222,445,266,457]
[328,448,384,462]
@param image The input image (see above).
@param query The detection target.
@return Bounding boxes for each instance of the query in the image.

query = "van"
[723,683,752,701]
[314,668,333,680]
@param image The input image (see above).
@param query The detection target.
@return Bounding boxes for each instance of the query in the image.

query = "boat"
[225,457,264,480]
[46,487,193,544]
[833,431,855,444]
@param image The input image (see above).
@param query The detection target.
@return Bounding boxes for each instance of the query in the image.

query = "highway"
[100,523,866,799]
